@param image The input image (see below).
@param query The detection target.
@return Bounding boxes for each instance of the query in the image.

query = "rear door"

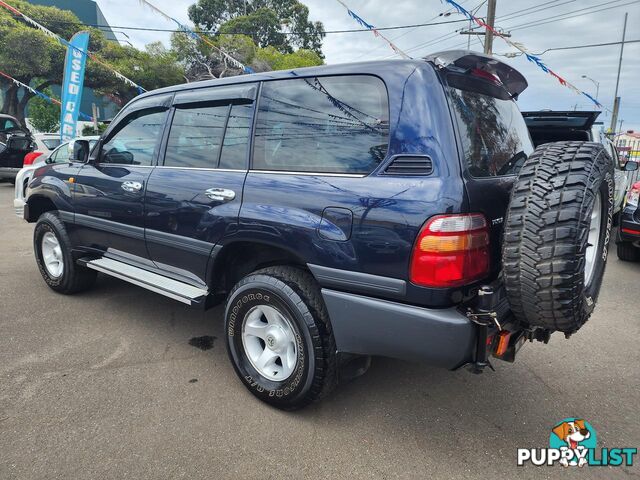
[144,84,256,284]
[73,94,172,259]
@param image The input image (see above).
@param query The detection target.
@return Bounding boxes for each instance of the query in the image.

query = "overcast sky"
[96,0,640,131]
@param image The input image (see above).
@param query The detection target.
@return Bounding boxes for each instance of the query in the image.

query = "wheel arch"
[207,240,312,297]
[26,194,58,223]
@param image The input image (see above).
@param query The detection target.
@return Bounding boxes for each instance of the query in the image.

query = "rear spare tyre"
[502,141,614,333]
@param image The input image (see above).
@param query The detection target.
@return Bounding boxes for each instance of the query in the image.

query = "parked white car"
[13,136,98,217]
[523,111,632,216]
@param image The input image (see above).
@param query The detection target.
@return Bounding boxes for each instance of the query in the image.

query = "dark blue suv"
[21,51,615,409]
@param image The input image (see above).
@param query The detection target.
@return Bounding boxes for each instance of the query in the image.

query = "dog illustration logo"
[518,418,636,467]
[549,418,597,467]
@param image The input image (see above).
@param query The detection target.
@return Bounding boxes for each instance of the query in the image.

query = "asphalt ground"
[0,182,639,479]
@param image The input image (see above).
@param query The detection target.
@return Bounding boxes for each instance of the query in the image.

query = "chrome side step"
[82,257,208,306]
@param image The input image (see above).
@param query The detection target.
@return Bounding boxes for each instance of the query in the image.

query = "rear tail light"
[410,214,490,288]
[626,181,640,208]
[23,151,43,166]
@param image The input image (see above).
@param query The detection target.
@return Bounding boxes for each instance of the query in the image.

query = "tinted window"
[42,138,61,150]
[0,118,18,131]
[165,105,229,169]
[447,83,533,177]
[100,109,167,166]
[219,104,252,169]
[253,76,389,174]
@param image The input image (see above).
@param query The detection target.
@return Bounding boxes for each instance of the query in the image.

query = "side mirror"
[69,139,90,162]
[624,160,638,172]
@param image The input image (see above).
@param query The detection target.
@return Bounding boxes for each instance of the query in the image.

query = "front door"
[73,101,170,260]
[144,85,256,284]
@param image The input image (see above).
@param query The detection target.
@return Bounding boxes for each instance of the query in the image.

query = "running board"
[80,257,208,306]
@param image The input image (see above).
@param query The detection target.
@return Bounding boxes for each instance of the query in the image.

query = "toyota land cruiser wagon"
[20,51,616,409]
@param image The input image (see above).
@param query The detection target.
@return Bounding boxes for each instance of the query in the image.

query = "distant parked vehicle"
[0,114,36,183]
[22,133,64,168]
[523,111,631,218]
[0,114,31,143]
[617,180,640,261]
[13,136,98,217]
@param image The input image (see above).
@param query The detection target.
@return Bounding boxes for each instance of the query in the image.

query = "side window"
[219,103,252,169]
[253,76,389,174]
[165,104,229,169]
[100,108,167,166]
[49,144,68,163]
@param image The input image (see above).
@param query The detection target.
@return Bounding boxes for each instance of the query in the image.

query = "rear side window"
[165,104,229,169]
[446,76,534,177]
[253,75,389,174]
[164,102,252,170]
[220,104,252,169]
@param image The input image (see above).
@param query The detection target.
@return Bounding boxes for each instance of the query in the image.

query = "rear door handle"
[205,188,236,202]
[121,181,143,193]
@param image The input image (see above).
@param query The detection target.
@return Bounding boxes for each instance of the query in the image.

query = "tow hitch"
[464,284,548,374]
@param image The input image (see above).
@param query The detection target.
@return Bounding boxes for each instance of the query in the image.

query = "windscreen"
[446,75,534,178]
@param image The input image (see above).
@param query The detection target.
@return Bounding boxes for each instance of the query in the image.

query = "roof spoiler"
[425,50,528,99]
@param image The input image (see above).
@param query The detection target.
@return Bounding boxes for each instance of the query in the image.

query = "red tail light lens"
[410,214,490,288]
[626,181,640,208]
[23,151,43,166]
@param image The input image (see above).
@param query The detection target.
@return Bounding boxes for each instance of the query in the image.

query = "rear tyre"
[503,142,614,333]
[616,241,640,262]
[34,212,97,294]
[224,266,337,410]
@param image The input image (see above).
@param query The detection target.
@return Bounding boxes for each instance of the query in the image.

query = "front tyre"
[224,266,337,410]
[34,212,97,294]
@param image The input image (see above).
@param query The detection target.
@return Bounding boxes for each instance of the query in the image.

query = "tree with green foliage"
[27,86,59,133]
[174,0,324,81]
[188,0,325,56]
[0,1,184,123]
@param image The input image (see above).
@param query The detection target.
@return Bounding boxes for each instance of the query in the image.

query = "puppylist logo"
[517,418,637,468]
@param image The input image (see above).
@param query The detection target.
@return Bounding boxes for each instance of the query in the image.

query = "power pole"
[610,12,628,133]
[484,0,497,55]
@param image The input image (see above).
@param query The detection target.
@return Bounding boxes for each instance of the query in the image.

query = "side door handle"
[121,181,143,193]
[205,188,236,202]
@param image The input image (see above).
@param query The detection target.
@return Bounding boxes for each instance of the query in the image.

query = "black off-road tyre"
[503,142,614,333]
[224,266,337,410]
[34,212,97,294]
[617,241,640,262]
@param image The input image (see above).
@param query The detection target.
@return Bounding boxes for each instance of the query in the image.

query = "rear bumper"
[618,205,640,243]
[321,289,476,369]
[0,167,19,180]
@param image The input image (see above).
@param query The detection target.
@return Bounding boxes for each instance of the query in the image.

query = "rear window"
[446,76,533,177]
[253,75,389,174]
[42,138,62,150]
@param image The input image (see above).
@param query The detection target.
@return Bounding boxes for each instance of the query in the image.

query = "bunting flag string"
[335,0,411,59]
[0,69,92,121]
[0,0,146,92]
[137,0,254,74]
[443,0,603,108]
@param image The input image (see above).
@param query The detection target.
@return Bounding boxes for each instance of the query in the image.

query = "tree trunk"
[1,84,21,120]
[0,78,39,124]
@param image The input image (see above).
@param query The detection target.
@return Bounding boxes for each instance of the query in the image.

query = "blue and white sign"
[60,31,90,141]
